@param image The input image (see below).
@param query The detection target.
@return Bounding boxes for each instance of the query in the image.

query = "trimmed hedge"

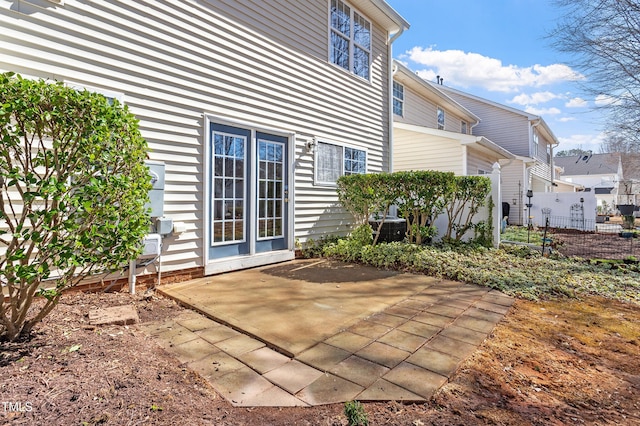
[336,171,491,245]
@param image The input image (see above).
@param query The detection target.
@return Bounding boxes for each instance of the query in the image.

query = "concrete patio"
[141,259,514,407]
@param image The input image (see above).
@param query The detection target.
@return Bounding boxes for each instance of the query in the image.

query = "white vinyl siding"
[0,0,392,270]
[393,128,463,175]
[441,87,554,196]
[466,148,497,177]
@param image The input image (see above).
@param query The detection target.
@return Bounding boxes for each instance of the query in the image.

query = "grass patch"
[322,239,640,304]
[501,226,546,245]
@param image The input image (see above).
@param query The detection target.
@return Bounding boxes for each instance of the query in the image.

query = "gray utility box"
[145,160,165,218]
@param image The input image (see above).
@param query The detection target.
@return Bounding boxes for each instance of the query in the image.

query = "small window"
[532,130,539,157]
[65,81,124,105]
[437,107,445,130]
[477,169,489,175]
[315,141,366,184]
[329,0,371,79]
[393,81,404,116]
[461,121,467,134]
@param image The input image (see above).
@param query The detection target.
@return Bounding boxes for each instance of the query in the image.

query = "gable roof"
[554,153,622,176]
[436,84,560,147]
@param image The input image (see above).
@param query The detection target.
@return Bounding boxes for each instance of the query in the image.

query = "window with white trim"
[461,121,467,134]
[315,141,366,184]
[437,107,445,130]
[329,0,371,79]
[393,81,404,116]
[532,129,539,157]
[65,81,124,105]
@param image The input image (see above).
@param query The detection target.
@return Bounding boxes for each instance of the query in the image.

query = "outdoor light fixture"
[305,139,317,153]
[526,190,533,243]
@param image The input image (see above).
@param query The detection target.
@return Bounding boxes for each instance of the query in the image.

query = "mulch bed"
[1,289,639,425]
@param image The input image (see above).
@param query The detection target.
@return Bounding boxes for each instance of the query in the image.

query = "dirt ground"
[1,290,639,426]
[550,216,640,260]
[551,229,639,260]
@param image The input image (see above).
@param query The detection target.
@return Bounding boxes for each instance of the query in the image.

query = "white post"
[128,259,136,295]
[491,162,502,247]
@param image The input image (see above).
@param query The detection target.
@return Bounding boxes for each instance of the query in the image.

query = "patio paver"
[144,259,514,407]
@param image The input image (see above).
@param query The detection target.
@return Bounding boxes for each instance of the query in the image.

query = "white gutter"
[387,26,407,172]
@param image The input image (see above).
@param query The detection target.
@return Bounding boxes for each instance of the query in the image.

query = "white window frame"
[314,140,367,186]
[393,81,404,116]
[461,121,468,134]
[532,129,539,157]
[64,81,125,105]
[437,107,445,130]
[328,0,372,80]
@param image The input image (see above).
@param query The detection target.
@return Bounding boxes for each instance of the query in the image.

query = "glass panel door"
[256,132,287,253]
[208,126,288,260]
[209,124,251,259]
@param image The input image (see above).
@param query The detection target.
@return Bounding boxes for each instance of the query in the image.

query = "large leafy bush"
[336,171,492,245]
[0,73,151,341]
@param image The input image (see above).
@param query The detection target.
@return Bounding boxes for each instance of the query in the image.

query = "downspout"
[387,26,406,173]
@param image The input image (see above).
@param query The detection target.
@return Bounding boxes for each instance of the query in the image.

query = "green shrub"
[344,400,368,426]
[0,73,151,341]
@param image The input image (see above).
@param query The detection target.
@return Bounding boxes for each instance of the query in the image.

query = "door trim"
[203,115,295,275]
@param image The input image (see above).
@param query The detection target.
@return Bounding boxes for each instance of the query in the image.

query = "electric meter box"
[140,233,162,260]
[145,160,165,218]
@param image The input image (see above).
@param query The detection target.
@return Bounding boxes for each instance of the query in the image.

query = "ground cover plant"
[0,73,150,341]
[319,233,640,303]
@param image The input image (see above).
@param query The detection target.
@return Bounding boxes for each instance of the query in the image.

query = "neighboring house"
[392,61,515,176]
[437,84,561,225]
[555,153,623,213]
[0,0,409,277]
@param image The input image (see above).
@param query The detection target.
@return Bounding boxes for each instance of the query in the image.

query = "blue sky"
[386,0,604,153]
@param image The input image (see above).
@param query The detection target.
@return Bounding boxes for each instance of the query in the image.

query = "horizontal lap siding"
[0,0,390,269]
[443,92,531,157]
[467,148,498,175]
[395,85,438,128]
[394,130,463,175]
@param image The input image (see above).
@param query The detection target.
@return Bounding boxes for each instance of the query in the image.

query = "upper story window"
[532,130,539,157]
[315,141,366,185]
[329,0,371,80]
[437,107,445,130]
[393,81,404,116]
[461,121,468,134]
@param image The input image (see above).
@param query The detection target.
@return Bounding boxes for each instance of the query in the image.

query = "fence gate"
[570,203,585,230]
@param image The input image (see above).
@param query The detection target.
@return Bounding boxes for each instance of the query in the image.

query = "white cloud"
[558,133,606,152]
[565,97,587,108]
[595,94,620,106]
[525,106,562,116]
[406,47,584,92]
[558,116,577,122]
[509,91,562,106]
